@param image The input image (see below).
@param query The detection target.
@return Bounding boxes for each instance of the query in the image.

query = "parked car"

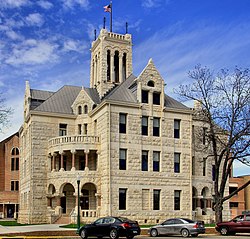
[149,218,205,238]
[215,214,250,235]
[78,216,141,239]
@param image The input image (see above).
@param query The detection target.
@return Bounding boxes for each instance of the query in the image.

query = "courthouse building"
[18,29,229,224]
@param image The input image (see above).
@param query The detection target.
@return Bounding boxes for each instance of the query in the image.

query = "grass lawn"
[0,221,29,226]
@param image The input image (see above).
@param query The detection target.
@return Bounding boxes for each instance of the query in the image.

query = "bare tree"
[0,93,13,133]
[175,65,250,223]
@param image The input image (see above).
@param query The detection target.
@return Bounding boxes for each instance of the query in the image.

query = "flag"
[104,4,111,13]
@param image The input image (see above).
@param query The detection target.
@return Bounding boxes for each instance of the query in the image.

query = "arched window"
[11,147,19,171]
[78,106,82,115]
[107,50,111,82]
[84,105,88,114]
[147,80,155,87]
[114,50,119,83]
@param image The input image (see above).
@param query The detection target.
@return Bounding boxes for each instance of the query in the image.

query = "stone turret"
[90,29,133,98]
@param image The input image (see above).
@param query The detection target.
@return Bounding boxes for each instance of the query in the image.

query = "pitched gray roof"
[31,89,54,100]
[84,88,101,104]
[103,74,138,103]
[164,95,189,110]
[33,85,81,114]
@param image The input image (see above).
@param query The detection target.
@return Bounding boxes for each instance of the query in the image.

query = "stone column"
[52,153,56,172]
[119,53,123,83]
[59,151,65,171]
[71,150,76,171]
[85,150,89,170]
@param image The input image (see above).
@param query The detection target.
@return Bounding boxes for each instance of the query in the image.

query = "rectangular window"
[16,158,19,170]
[153,151,160,172]
[174,119,180,138]
[141,116,148,136]
[192,156,195,175]
[141,150,148,171]
[153,117,160,136]
[11,181,15,191]
[142,90,149,103]
[119,188,127,210]
[11,181,19,191]
[203,127,207,145]
[84,123,88,134]
[59,123,67,136]
[119,113,127,134]
[119,149,127,170]
[230,202,239,208]
[142,189,150,210]
[153,92,161,105]
[174,153,180,173]
[11,158,19,171]
[174,190,181,210]
[11,158,15,171]
[78,124,82,135]
[153,189,160,210]
[15,181,19,191]
[212,165,216,181]
[203,158,206,176]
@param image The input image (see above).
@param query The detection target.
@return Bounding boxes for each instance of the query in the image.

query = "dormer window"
[153,92,161,105]
[84,105,88,114]
[78,106,82,115]
[142,90,149,103]
[147,80,155,87]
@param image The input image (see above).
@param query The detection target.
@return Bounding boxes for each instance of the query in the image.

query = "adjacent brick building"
[18,29,230,224]
[0,132,19,219]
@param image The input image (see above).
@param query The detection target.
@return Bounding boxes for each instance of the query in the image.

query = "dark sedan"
[78,216,141,239]
[215,214,250,235]
[149,218,205,237]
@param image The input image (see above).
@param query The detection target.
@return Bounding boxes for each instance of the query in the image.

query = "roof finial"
[125,22,128,34]
[94,29,97,40]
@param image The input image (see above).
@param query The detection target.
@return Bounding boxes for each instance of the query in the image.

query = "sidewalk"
[0,224,75,235]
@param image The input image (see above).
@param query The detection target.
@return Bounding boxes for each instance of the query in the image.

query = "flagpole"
[110,0,113,32]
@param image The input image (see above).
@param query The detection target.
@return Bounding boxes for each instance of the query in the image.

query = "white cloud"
[6,30,23,40]
[5,40,59,65]
[61,0,89,10]
[142,0,161,8]
[1,0,30,9]
[63,39,85,52]
[37,0,53,10]
[25,13,44,27]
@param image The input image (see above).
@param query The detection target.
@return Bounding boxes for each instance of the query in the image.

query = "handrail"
[48,135,100,146]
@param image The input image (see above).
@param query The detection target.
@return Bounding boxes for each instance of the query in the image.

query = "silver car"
[149,218,205,238]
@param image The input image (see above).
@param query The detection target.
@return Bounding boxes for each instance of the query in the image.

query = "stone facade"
[18,29,230,225]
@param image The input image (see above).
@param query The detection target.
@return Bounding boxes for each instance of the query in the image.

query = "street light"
[77,175,81,233]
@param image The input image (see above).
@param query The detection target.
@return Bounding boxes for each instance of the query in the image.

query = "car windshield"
[231,215,244,222]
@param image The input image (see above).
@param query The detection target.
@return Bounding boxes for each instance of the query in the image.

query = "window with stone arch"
[11,147,19,171]
[84,105,88,114]
[78,105,82,115]
[147,80,155,87]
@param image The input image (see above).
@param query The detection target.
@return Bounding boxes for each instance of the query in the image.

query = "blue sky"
[0,0,250,176]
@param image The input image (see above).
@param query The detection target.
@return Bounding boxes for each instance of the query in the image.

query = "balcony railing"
[49,135,100,146]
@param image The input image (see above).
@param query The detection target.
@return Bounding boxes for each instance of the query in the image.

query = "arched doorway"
[81,183,97,210]
[192,187,198,211]
[201,187,210,215]
[61,183,75,214]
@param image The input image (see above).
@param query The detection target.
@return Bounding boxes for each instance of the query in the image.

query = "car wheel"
[150,229,158,237]
[80,229,88,239]
[181,228,190,238]
[220,227,229,236]
[110,229,119,239]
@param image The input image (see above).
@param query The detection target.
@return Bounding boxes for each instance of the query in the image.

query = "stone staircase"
[54,215,70,224]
